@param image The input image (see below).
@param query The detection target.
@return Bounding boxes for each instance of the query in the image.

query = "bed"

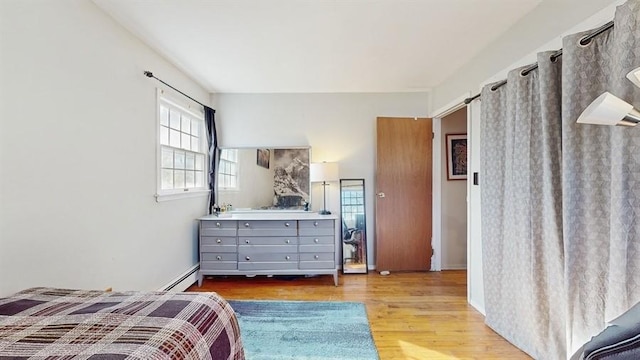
[0,287,245,359]
[571,302,640,360]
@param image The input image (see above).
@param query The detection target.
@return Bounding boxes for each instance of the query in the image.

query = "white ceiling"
[93,0,542,94]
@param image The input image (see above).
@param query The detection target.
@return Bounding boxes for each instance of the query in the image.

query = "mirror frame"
[340,178,368,274]
[216,146,311,211]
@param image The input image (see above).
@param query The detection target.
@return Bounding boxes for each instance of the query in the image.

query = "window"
[157,91,208,200]
[218,149,238,190]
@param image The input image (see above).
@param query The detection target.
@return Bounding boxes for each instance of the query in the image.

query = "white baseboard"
[469,298,486,316]
[158,263,199,292]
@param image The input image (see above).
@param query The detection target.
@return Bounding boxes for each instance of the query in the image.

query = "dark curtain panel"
[204,106,218,214]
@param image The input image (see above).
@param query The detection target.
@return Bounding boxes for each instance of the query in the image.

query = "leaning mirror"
[341,179,368,274]
[217,147,310,211]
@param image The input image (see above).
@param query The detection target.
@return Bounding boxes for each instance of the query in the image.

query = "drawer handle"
[245,239,250,244]
[314,255,319,260]
[216,222,221,227]
[286,256,291,260]
[314,221,319,226]
[284,222,290,227]
[314,238,319,243]
[285,239,290,244]
[245,256,250,261]
[216,239,222,244]
[244,222,250,228]
[216,256,222,260]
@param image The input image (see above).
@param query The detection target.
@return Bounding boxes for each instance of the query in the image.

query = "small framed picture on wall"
[446,133,467,180]
[257,148,270,169]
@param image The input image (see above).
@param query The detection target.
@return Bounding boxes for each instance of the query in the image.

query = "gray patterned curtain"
[480,1,640,358]
[481,53,565,359]
[563,1,640,355]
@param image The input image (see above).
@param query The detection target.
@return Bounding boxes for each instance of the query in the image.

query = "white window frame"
[155,88,210,202]
[218,148,239,192]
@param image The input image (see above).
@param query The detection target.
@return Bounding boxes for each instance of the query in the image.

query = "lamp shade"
[576,92,639,126]
[627,67,640,88]
[310,162,339,183]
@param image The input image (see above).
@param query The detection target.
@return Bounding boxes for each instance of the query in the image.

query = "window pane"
[160,126,169,145]
[161,147,174,168]
[170,129,180,148]
[186,171,195,188]
[229,149,237,162]
[192,136,200,152]
[195,171,204,187]
[181,133,191,150]
[161,169,174,190]
[170,109,181,129]
[229,176,237,188]
[186,152,195,170]
[174,170,185,188]
[191,120,200,136]
[174,150,186,169]
[195,154,204,170]
[229,163,236,174]
[160,106,169,126]
[181,116,191,134]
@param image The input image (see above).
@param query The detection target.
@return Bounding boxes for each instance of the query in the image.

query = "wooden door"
[375,117,432,271]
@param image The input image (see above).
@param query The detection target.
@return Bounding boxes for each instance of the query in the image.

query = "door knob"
[377,192,386,198]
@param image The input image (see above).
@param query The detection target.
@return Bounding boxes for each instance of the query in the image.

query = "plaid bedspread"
[0,287,244,360]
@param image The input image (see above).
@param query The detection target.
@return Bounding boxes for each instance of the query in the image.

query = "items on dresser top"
[198,213,339,286]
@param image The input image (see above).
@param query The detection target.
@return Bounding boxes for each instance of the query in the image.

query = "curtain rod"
[144,71,210,109]
[463,20,615,105]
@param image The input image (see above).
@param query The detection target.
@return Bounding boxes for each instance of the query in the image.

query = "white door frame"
[429,92,470,272]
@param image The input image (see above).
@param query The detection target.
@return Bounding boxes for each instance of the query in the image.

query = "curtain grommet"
[578,36,592,47]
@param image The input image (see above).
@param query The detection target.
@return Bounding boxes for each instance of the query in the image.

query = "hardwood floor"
[187,271,531,360]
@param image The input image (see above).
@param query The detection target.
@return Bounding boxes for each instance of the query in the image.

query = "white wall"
[467,99,484,314]
[216,92,430,266]
[431,0,620,112]
[441,108,467,269]
[0,0,210,296]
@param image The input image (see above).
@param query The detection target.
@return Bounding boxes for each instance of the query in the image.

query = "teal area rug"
[228,300,379,360]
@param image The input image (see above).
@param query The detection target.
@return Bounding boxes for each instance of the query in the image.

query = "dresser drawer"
[201,252,237,270]
[239,244,298,254]
[300,252,335,269]
[239,237,297,246]
[299,236,333,246]
[202,252,237,262]
[201,236,237,253]
[299,236,334,253]
[201,221,238,237]
[238,220,297,236]
[300,253,333,262]
[239,253,299,262]
[202,236,237,246]
[238,262,298,271]
[299,220,334,236]
[299,261,335,269]
[200,261,237,270]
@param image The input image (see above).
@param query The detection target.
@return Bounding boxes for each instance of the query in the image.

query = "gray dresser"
[198,213,339,286]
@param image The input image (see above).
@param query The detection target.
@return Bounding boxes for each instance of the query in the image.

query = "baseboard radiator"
[159,264,200,292]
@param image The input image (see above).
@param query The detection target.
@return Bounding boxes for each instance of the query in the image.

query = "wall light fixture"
[576,92,640,127]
